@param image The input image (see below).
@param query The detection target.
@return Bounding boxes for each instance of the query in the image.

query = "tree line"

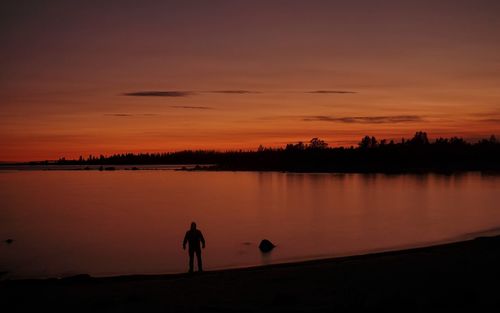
[51,132,500,173]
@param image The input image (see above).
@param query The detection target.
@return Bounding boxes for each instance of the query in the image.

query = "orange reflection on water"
[0,170,499,279]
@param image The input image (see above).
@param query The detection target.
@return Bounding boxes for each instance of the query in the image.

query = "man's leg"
[188,249,194,273]
[196,249,203,272]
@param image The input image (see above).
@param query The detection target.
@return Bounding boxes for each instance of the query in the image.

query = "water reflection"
[0,170,499,279]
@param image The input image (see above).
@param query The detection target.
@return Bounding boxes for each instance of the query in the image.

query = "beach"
[2,235,499,312]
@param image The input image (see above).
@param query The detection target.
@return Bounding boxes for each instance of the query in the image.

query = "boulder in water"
[259,239,275,253]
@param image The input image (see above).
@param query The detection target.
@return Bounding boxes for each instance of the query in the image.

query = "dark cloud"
[104,113,160,117]
[170,106,213,110]
[105,113,132,117]
[123,90,260,97]
[123,91,193,97]
[303,115,423,123]
[469,111,500,117]
[208,90,259,94]
[307,90,357,94]
[479,118,500,123]
[122,90,357,97]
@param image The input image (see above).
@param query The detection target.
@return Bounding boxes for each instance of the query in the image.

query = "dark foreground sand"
[2,236,500,312]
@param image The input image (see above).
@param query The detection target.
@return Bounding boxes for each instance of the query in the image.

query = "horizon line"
[2,132,497,163]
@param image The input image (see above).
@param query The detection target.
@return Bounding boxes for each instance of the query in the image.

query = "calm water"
[1,170,499,279]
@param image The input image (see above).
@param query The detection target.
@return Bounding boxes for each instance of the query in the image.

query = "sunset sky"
[1,0,500,161]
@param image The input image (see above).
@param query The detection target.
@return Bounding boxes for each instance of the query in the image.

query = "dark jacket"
[183,229,205,251]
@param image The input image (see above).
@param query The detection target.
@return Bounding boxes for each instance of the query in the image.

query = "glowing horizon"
[2,1,500,161]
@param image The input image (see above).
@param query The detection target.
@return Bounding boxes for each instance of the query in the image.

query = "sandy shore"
[2,235,500,312]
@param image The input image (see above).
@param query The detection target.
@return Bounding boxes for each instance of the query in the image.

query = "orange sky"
[1,1,500,161]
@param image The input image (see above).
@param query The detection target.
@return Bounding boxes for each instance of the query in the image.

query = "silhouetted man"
[183,222,206,273]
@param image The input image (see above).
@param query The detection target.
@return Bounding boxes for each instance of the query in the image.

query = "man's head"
[190,222,196,230]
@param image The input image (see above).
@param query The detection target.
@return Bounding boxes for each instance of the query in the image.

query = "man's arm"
[183,231,188,250]
[200,231,206,248]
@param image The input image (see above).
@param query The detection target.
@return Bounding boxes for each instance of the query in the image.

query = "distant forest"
[49,132,500,173]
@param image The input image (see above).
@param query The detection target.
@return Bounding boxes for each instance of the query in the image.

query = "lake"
[1,169,499,279]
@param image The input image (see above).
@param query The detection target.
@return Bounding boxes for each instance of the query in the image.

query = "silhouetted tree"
[435,137,449,145]
[359,136,377,149]
[51,132,500,173]
[286,141,306,151]
[308,138,328,149]
[359,136,371,149]
[410,131,429,145]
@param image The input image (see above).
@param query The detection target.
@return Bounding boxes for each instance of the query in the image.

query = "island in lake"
[27,132,500,173]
